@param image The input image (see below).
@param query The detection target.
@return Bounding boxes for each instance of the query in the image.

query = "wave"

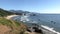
[41,25,60,34]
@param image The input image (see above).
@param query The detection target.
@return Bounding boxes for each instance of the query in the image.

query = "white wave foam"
[20,15,30,22]
[41,25,60,34]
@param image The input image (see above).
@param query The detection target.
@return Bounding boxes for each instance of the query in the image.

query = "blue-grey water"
[38,14,60,32]
[11,14,60,32]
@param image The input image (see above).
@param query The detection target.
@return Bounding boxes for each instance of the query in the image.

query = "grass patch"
[0,17,27,34]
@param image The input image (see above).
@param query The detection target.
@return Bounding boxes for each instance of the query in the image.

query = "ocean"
[11,14,60,33]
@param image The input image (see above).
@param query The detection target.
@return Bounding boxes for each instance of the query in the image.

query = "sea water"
[11,14,60,33]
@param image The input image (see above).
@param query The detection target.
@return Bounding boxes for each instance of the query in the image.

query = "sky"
[0,0,60,13]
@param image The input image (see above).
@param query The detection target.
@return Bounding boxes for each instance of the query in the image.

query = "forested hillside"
[0,8,14,17]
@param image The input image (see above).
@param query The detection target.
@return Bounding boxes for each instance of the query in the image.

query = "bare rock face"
[26,26,43,34]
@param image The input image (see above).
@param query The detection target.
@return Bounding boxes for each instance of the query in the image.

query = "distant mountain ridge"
[0,8,38,17]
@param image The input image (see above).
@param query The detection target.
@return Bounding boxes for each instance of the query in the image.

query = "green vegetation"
[0,8,28,34]
[0,17,20,27]
[0,17,27,34]
[0,8,14,17]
